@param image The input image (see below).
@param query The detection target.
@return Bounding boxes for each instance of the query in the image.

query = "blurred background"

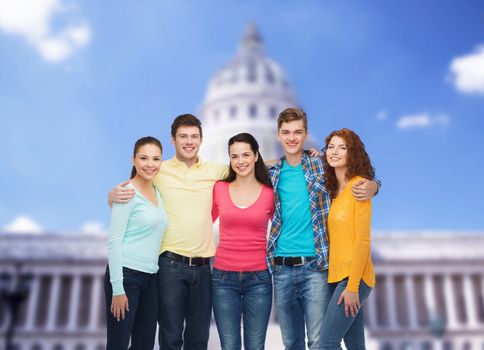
[0,1,483,349]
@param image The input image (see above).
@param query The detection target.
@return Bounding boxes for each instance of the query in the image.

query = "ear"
[131,156,135,166]
[171,137,175,146]
[255,152,259,162]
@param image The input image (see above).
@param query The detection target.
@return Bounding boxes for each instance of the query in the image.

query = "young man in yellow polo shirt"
[109,114,227,350]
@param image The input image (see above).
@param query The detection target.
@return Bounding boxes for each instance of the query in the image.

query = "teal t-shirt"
[107,183,168,295]
[275,161,316,257]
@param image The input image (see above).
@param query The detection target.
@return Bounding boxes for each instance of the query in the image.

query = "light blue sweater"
[107,183,168,295]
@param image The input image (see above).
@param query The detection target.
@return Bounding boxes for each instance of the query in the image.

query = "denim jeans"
[320,278,372,350]
[104,266,158,350]
[273,259,329,350]
[157,254,212,350]
[212,268,273,350]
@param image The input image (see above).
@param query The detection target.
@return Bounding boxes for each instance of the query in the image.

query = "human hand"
[308,148,321,158]
[338,288,360,318]
[351,179,377,201]
[111,294,129,321]
[108,180,135,207]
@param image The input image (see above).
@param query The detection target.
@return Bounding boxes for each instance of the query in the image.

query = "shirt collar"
[170,155,203,169]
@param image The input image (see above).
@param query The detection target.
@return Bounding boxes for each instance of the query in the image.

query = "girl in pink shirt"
[212,133,274,350]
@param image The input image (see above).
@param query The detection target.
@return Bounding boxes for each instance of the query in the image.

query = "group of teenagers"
[105,107,379,350]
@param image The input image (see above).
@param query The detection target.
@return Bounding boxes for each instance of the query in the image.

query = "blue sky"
[0,0,483,233]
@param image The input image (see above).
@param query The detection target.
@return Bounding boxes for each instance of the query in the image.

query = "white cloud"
[449,45,484,96]
[0,0,91,63]
[3,215,44,234]
[396,113,450,130]
[81,221,107,235]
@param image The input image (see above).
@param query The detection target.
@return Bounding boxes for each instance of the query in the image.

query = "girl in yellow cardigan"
[320,128,376,350]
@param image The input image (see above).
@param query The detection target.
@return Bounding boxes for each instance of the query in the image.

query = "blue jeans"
[320,278,372,350]
[212,268,273,350]
[104,266,158,350]
[157,255,212,350]
[273,259,329,350]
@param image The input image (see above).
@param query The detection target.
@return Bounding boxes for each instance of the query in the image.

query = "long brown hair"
[323,128,375,199]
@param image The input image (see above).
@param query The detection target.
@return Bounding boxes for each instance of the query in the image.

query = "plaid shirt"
[266,151,331,273]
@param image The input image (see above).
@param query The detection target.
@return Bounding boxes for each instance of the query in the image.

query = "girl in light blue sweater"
[105,136,168,349]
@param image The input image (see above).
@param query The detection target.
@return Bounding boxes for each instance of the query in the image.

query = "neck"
[335,167,347,190]
[285,152,302,166]
[131,176,152,189]
[233,173,258,188]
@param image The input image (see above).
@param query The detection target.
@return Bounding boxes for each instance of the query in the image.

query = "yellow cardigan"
[327,176,375,292]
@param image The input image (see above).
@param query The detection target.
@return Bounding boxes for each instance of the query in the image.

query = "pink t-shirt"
[212,181,275,271]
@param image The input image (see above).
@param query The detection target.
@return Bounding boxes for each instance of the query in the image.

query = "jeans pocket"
[254,270,272,284]
[211,268,224,282]
[306,258,323,272]
[158,257,178,271]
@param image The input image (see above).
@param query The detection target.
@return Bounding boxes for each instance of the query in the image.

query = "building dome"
[199,22,301,163]
[203,23,297,110]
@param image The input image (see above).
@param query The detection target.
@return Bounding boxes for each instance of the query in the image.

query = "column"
[25,275,41,330]
[88,275,102,330]
[365,292,378,329]
[67,275,81,330]
[443,274,458,330]
[404,274,418,329]
[385,274,398,329]
[424,274,436,317]
[462,274,478,327]
[46,274,61,330]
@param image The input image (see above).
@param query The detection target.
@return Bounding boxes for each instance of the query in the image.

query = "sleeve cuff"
[111,280,125,296]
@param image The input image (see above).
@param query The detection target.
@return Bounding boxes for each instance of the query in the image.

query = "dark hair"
[223,133,273,188]
[323,128,375,199]
[130,136,163,179]
[171,114,203,139]
[278,107,308,131]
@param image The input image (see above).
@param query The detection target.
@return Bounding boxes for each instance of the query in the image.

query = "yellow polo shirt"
[153,156,228,257]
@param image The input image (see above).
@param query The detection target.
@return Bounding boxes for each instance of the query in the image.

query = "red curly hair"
[323,128,376,199]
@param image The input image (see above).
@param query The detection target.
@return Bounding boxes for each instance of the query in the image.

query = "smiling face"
[132,143,162,181]
[277,119,307,157]
[326,135,348,170]
[229,141,258,179]
[171,125,202,165]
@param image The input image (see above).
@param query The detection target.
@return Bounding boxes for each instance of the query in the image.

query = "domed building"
[0,23,483,350]
[199,22,316,163]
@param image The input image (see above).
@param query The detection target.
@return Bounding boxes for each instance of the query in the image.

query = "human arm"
[351,179,380,201]
[264,159,277,167]
[308,147,321,158]
[211,182,220,222]
[346,198,372,293]
[107,199,134,299]
[107,180,135,207]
